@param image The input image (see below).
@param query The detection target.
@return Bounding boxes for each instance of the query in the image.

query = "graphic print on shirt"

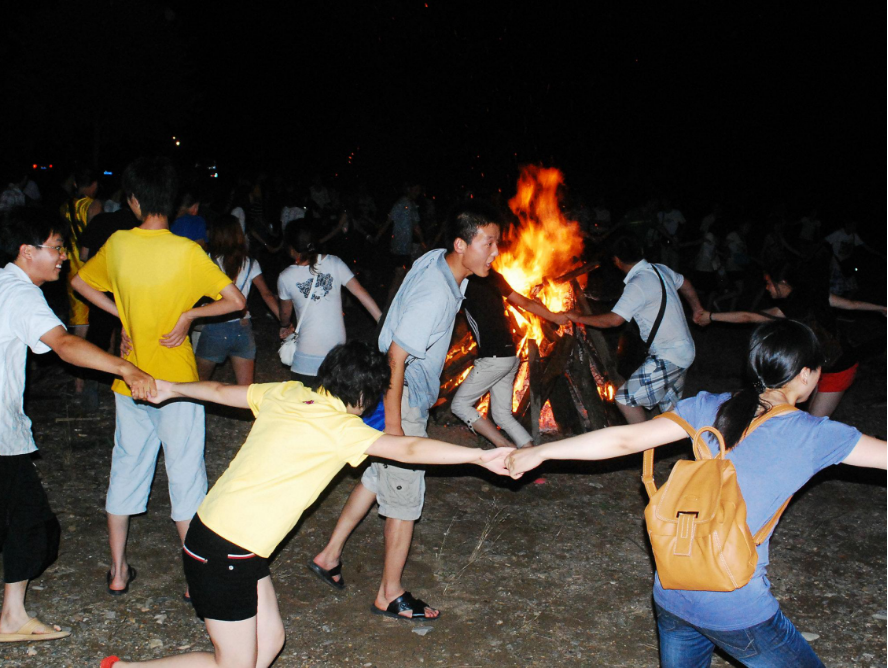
[296,273,333,301]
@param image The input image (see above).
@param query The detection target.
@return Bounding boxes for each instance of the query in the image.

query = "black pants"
[0,454,61,583]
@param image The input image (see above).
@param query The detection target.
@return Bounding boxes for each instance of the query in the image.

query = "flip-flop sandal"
[371,591,439,622]
[0,617,70,642]
[106,566,137,596]
[307,560,345,590]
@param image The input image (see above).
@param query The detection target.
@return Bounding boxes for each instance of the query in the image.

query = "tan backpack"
[642,404,798,591]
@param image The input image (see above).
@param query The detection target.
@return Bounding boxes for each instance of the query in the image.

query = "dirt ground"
[2,303,885,668]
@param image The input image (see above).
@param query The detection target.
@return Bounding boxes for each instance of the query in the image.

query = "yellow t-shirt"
[76,228,232,396]
[61,197,94,326]
[198,382,382,557]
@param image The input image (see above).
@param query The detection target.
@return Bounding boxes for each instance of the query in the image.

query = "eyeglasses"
[35,244,66,255]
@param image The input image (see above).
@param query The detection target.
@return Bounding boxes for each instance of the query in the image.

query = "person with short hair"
[506,320,886,667]
[311,201,503,620]
[169,186,208,249]
[0,207,154,643]
[568,235,704,423]
[100,341,512,668]
[72,157,246,597]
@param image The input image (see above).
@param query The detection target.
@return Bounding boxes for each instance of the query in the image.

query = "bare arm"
[71,274,120,318]
[568,311,626,328]
[279,298,294,339]
[507,291,568,325]
[373,217,393,244]
[252,274,280,320]
[703,306,784,325]
[147,378,250,408]
[345,277,382,322]
[383,342,409,436]
[40,325,155,399]
[678,277,705,317]
[842,435,887,470]
[506,418,689,478]
[367,436,512,475]
[86,198,103,224]
[161,283,247,348]
[828,294,887,316]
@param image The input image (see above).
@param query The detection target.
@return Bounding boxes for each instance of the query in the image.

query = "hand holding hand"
[551,312,570,326]
[160,313,193,348]
[506,445,546,479]
[146,379,180,405]
[121,365,157,401]
[693,310,711,327]
[478,446,515,476]
[279,324,295,340]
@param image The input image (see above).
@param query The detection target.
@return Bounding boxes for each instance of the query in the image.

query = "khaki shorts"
[361,388,428,521]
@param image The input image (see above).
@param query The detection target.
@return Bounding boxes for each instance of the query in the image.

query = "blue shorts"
[195,318,256,363]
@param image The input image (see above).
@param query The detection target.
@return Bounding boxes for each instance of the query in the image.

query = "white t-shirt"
[658,209,686,236]
[277,255,355,375]
[0,264,65,456]
[825,229,863,260]
[693,232,720,272]
[215,256,263,321]
[611,260,695,369]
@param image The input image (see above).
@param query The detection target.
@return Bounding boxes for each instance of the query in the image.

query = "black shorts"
[182,514,270,621]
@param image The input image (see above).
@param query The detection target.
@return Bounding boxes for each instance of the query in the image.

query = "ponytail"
[714,320,824,449]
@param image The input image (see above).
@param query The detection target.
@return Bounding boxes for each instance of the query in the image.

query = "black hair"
[610,235,644,264]
[0,207,67,264]
[316,341,391,415]
[121,157,178,218]
[714,320,824,448]
[448,199,501,250]
[176,184,201,213]
[72,163,97,192]
[284,223,319,273]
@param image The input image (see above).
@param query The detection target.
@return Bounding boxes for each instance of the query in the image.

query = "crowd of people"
[0,156,885,667]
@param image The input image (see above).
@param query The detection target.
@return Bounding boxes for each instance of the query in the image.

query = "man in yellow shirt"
[100,342,512,668]
[72,157,245,596]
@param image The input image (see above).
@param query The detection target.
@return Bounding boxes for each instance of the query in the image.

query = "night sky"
[4,2,883,222]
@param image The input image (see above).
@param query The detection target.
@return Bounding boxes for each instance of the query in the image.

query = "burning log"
[554,260,601,284]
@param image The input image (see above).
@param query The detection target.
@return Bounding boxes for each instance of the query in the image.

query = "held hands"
[505,446,546,479]
[551,312,570,326]
[146,379,180,405]
[120,328,133,357]
[279,324,295,340]
[693,310,712,327]
[160,313,193,348]
[477,447,516,476]
[121,366,157,401]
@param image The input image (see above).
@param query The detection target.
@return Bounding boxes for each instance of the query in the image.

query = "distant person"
[100,342,512,668]
[568,236,704,424]
[696,261,886,417]
[0,170,27,211]
[507,319,886,668]
[277,226,381,388]
[169,187,208,248]
[451,268,568,449]
[824,221,883,296]
[195,214,280,385]
[311,201,502,621]
[72,156,245,597]
[0,207,154,643]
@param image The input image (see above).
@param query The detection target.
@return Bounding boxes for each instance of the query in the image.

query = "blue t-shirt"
[170,214,208,243]
[377,249,465,417]
[653,392,861,630]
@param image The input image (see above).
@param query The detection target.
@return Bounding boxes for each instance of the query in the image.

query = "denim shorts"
[195,318,256,363]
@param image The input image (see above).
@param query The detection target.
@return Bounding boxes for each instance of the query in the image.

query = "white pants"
[451,356,532,447]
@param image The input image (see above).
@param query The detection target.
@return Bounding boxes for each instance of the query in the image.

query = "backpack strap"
[743,403,798,544]
[642,412,696,499]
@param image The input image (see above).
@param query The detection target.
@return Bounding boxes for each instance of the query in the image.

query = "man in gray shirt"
[311,202,502,620]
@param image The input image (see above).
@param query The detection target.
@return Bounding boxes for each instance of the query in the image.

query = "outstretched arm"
[345,277,382,322]
[842,435,887,469]
[367,436,512,476]
[506,418,688,478]
[828,294,887,316]
[507,291,568,326]
[40,325,155,399]
[147,379,250,408]
[567,311,625,328]
[698,306,784,326]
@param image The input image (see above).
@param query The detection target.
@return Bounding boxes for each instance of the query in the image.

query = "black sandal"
[371,591,439,622]
[307,560,345,590]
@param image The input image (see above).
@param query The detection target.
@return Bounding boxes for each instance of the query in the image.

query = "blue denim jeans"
[655,604,824,668]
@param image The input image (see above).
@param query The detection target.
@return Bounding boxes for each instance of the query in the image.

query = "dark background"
[3,2,883,224]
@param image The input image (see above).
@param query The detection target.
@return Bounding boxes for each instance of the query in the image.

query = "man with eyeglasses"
[0,207,155,643]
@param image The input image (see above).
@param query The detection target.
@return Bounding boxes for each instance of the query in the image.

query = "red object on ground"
[100,656,120,668]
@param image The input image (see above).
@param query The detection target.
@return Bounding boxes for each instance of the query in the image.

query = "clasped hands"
[477,445,546,479]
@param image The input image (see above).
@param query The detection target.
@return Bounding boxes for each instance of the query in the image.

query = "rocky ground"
[2,301,884,668]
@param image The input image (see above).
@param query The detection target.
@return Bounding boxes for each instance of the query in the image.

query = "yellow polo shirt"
[198,382,383,557]
[76,228,232,396]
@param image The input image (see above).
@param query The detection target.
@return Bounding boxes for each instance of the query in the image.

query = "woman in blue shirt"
[506,319,885,667]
